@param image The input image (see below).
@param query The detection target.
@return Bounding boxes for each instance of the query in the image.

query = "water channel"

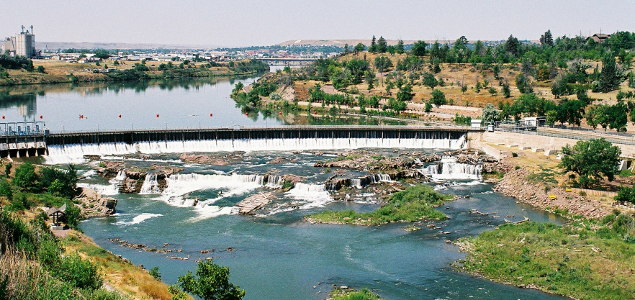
[1,72,567,299]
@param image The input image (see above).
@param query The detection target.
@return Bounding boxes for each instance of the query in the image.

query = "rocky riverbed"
[494,168,611,219]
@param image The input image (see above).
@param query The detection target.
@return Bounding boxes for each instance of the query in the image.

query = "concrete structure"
[2,26,36,58]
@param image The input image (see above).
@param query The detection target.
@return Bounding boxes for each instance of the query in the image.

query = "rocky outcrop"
[494,168,610,219]
[236,192,274,215]
[76,187,117,218]
[179,153,244,165]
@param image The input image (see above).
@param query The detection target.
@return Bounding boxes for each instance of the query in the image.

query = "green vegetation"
[559,138,621,188]
[175,259,245,300]
[307,185,452,225]
[329,288,385,300]
[460,210,635,300]
[0,54,34,71]
[0,209,123,299]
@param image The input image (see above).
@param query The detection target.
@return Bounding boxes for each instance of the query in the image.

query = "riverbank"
[457,214,635,300]
[0,59,268,86]
[456,144,635,299]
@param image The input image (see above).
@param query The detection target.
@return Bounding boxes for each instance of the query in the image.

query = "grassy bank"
[328,288,385,300]
[306,184,452,226]
[458,210,635,300]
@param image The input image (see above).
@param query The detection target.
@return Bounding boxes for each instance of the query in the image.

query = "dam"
[41,126,478,164]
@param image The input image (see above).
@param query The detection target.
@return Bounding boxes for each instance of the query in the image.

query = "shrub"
[53,254,102,290]
[14,162,38,192]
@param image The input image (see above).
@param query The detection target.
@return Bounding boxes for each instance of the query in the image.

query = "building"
[588,33,610,44]
[2,25,36,58]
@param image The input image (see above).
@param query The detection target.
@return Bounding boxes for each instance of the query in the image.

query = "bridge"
[0,125,482,158]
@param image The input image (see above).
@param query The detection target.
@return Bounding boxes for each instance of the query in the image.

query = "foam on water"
[116,213,163,225]
[77,183,120,195]
[285,183,333,209]
[421,156,482,180]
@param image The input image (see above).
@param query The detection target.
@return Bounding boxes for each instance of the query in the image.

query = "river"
[2,73,566,299]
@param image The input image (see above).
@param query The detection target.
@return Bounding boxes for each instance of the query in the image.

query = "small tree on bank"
[178,259,245,300]
[559,138,621,188]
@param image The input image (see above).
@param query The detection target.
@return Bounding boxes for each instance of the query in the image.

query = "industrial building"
[2,25,37,58]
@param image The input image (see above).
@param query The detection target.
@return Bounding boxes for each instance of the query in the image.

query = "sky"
[2,0,634,47]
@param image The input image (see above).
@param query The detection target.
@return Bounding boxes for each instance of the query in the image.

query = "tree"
[424,101,433,112]
[598,53,623,92]
[559,138,621,188]
[94,49,110,60]
[396,83,414,102]
[556,99,585,126]
[505,35,520,57]
[369,36,377,53]
[377,36,388,53]
[430,89,446,107]
[539,30,554,46]
[37,65,45,73]
[411,41,427,56]
[364,70,375,90]
[343,44,349,54]
[481,103,500,124]
[374,56,392,73]
[396,40,405,54]
[354,43,366,54]
[14,162,38,192]
[179,259,245,300]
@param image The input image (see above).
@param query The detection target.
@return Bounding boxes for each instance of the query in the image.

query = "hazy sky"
[2,0,633,47]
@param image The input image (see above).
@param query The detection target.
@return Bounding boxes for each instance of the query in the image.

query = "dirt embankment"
[494,168,611,219]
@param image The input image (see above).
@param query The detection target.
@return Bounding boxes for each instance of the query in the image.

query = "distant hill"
[276,39,538,47]
[35,41,219,50]
[277,39,417,47]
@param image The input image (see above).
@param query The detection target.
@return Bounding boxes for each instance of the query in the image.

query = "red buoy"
[278,112,282,116]
[314,111,317,115]
[118,114,122,118]
[156,114,159,118]
[245,112,248,116]
[209,113,213,117]
[1,116,4,120]
[39,115,43,119]
[80,114,83,119]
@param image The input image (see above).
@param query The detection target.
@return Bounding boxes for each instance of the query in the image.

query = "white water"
[44,135,466,165]
[350,179,362,189]
[116,213,163,225]
[139,174,161,194]
[113,170,127,181]
[265,175,284,188]
[285,183,333,208]
[77,182,120,195]
[421,156,482,180]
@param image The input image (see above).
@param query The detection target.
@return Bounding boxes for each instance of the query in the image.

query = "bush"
[53,254,102,290]
[14,162,38,192]
[178,259,245,300]
[150,266,161,280]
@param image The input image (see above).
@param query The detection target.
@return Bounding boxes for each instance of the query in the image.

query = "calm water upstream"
[3,72,565,299]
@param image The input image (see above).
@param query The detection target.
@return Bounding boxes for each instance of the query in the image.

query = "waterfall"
[265,175,284,188]
[350,178,362,189]
[285,183,333,208]
[114,170,127,181]
[44,133,467,165]
[140,174,161,194]
[372,174,392,182]
[421,156,481,180]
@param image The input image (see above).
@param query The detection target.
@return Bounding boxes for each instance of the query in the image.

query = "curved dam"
[39,126,478,164]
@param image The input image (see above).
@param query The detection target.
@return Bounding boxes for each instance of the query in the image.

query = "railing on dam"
[44,125,479,146]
